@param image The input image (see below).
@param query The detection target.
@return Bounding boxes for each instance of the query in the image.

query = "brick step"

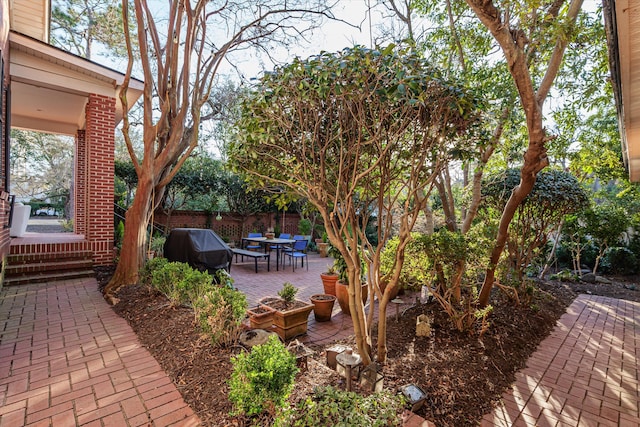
[6,258,94,276]
[3,269,96,286]
[8,250,93,265]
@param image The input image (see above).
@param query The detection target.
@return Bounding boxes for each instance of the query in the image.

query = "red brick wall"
[85,94,116,265]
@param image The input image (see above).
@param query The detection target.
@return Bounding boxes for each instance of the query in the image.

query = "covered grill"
[164,228,233,273]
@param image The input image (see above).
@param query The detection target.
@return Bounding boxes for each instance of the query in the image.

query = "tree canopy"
[230,44,482,363]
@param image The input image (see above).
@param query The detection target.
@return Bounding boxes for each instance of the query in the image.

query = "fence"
[152,210,303,245]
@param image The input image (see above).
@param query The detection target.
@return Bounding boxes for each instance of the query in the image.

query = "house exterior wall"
[0,0,12,289]
[84,94,115,265]
[9,0,49,42]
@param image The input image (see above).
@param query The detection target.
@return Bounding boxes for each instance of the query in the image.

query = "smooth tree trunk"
[466,0,584,308]
[103,176,154,304]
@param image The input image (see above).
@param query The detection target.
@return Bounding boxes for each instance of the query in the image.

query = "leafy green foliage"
[600,247,638,275]
[138,257,169,287]
[229,43,482,360]
[193,284,247,347]
[229,335,298,417]
[584,203,630,273]
[51,0,133,59]
[150,261,212,306]
[297,218,312,235]
[277,282,298,305]
[141,259,246,346]
[162,155,225,213]
[274,386,406,427]
[482,168,589,278]
[380,228,491,332]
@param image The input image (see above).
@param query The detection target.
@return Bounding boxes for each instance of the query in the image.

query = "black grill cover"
[164,228,232,272]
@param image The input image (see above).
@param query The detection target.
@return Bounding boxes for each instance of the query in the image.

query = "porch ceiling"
[8,31,143,136]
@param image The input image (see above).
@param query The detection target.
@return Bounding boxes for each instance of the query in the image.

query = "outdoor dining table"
[240,237,296,271]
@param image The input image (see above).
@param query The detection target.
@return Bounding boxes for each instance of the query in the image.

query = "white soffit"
[8,31,143,135]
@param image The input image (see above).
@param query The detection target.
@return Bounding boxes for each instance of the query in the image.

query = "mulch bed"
[98,266,640,426]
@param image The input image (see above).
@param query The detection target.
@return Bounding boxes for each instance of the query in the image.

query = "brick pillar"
[74,130,87,236]
[85,94,115,265]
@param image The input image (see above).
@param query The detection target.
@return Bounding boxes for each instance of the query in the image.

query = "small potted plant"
[320,263,339,296]
[261,282,314,340]
[309,294,337,322]
[317,232,330,257]
[265,226,275,240]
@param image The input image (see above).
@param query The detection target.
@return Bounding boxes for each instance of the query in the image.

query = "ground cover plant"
[100,264,640,427]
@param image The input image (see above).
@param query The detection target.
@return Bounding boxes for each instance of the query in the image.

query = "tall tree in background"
[464,0,585,307]
[103,0,336,303]
[10,130,73,211]
[51,0,130,59]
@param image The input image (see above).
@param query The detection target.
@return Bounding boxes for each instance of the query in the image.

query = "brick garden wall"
[153,210,304,245]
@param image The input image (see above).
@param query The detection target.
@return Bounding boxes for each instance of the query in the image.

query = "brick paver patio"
[483,295,640,426]
[1,251,638,426]
[0,278,199,426]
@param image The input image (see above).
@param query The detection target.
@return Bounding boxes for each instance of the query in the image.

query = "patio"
[229,251,417,345]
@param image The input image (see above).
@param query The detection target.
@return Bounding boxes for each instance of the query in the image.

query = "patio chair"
[245,233,263,251]
[280,235,306,265]
[284,239,309,271]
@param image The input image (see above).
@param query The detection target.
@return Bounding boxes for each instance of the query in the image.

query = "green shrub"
[114,221,125,248]
[150,261,213,306]
[229,335,298,417]
[601,247,638,275]
[139,257,169,287]
[274,386,406,427]
[194,284,247,347]
[150,235,166,256]
[549,269,578,282]
[298,218,312,235]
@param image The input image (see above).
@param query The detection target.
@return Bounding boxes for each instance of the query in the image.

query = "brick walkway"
[483,295,640,427]
[2,253,638,427]
[0,278,199,426]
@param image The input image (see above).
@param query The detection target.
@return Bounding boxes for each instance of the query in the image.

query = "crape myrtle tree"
[463,0,585,307]
[230,45,481,364]
[383,1,590,308]
[104,0,337,303]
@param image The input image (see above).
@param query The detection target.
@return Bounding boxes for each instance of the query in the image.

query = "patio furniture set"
[232,233,309,273]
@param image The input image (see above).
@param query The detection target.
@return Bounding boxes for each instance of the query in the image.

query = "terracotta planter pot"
[310,294,337,322]
[265,232,275,239]
[320,272,339,296]
[317,242,329,257]
[246,305,276,330]
[260,298,314,340]
[335,280,368,316]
